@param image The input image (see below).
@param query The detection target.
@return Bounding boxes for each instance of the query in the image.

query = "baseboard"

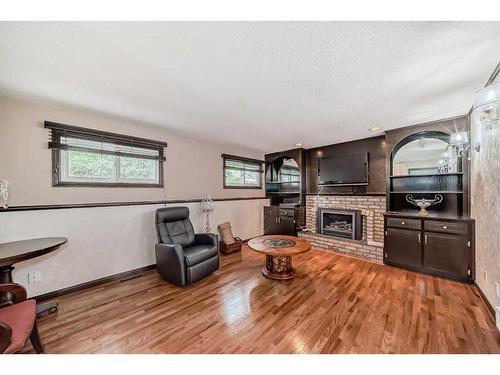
[34,264,156,302]
[33,235,257,301]
[474,281,496,323]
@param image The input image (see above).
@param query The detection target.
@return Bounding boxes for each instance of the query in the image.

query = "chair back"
[155,206,195,247]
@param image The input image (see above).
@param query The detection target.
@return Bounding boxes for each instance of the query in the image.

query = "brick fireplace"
[299,194,385,262]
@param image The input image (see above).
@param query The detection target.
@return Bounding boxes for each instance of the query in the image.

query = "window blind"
[45,121,167,161]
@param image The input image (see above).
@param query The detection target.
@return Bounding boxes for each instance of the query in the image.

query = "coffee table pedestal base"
[262,255,295,280]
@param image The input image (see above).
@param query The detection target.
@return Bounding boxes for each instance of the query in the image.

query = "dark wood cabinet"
[384,213,474,282]
[278,214,295,235]
[385,227,422,268]
[264,206,280,235]
[263,206,297,236]
[423,232,469,278]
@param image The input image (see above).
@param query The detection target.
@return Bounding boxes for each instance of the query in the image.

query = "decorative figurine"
[0,180,9,209]
[406,194,443,217]
[200,194,215,233]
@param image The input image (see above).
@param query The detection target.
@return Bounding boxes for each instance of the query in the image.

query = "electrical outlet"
[28,271,42,284]
[496,282,500,298]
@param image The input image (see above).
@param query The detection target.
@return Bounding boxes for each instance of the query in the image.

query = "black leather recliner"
[155,206,219,286]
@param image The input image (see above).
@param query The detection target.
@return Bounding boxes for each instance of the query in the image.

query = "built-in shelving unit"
[264,148,305,207]
[387,130,466,217]
[383,119,474,283]
[263,148,307,235]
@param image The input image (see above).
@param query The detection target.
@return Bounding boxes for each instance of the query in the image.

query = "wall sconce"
[473,83,500,130]
[450,131,480,160]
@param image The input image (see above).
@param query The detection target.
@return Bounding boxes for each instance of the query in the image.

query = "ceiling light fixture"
[368,126,382,133]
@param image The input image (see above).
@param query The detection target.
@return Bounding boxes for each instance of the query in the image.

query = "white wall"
[0,95,265,205]
[0,95,269,297]
[0,199,268,297]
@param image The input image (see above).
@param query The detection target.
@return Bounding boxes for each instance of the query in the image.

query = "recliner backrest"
[155,206,195,247]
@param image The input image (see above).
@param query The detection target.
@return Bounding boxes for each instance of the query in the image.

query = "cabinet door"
[385,228,421,268]
[423,232,469,278]
[264,206,279,235]
[279,215,295,235]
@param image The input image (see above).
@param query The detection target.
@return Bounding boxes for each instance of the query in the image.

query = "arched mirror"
[392,131,461,176]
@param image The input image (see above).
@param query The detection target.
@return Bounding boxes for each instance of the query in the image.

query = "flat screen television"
[318,153,368,186]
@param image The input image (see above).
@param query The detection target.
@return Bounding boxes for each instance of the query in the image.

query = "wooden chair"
[0,283,43,354]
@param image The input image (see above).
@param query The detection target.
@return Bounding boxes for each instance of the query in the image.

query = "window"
[278,165,300,182]
[45,121,167,187]
[222,154,264,189]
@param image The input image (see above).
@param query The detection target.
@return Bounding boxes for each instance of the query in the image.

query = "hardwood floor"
[26,246,500,354]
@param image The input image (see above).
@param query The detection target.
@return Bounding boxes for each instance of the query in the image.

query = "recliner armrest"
[155,243,184,261]
[194,233,218,248]
[155,243,187,286]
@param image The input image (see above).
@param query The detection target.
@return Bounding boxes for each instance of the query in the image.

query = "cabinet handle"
[425,234,428,244]
[418,234,420,243]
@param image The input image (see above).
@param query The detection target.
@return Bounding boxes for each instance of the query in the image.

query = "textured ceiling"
[1,22,499,152]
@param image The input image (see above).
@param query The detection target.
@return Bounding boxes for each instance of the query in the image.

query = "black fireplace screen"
[322,213,353,236]
[318,208,362,240]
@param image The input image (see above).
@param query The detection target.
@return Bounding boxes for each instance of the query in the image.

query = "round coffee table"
[248,235,311,280]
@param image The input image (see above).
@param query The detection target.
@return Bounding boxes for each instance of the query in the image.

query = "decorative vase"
[200,194,215,233]
[405,194,443,216]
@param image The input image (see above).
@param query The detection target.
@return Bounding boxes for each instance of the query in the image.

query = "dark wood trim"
[384,115,467,137]
[45,121,168,148]
[53,180,164,188]
[46,121,167,188]
[221,154,265,165]
[222,154,264,190]
[51,149,165,188]
[34,264,157,301]
[474,282,496,323]
[223,185,263,190]
[0,197,269,213]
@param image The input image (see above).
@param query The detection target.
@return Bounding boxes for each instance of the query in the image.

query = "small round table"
[0,237,67,283]
[0,237,67,316]
[248,235,311,280]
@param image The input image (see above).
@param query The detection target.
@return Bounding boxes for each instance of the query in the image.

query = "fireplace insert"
[318,208,362,240]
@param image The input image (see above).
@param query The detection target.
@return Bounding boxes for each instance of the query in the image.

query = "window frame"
[222,154,264,190]
[46,121,166,188]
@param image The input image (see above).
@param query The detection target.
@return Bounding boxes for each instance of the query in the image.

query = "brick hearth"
[299,194,386,262]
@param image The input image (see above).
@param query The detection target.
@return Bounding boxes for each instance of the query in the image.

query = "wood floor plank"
[21,245,500,354]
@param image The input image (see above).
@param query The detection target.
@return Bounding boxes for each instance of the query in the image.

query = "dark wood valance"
[221,154,265,165]
[45,121,168,161]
